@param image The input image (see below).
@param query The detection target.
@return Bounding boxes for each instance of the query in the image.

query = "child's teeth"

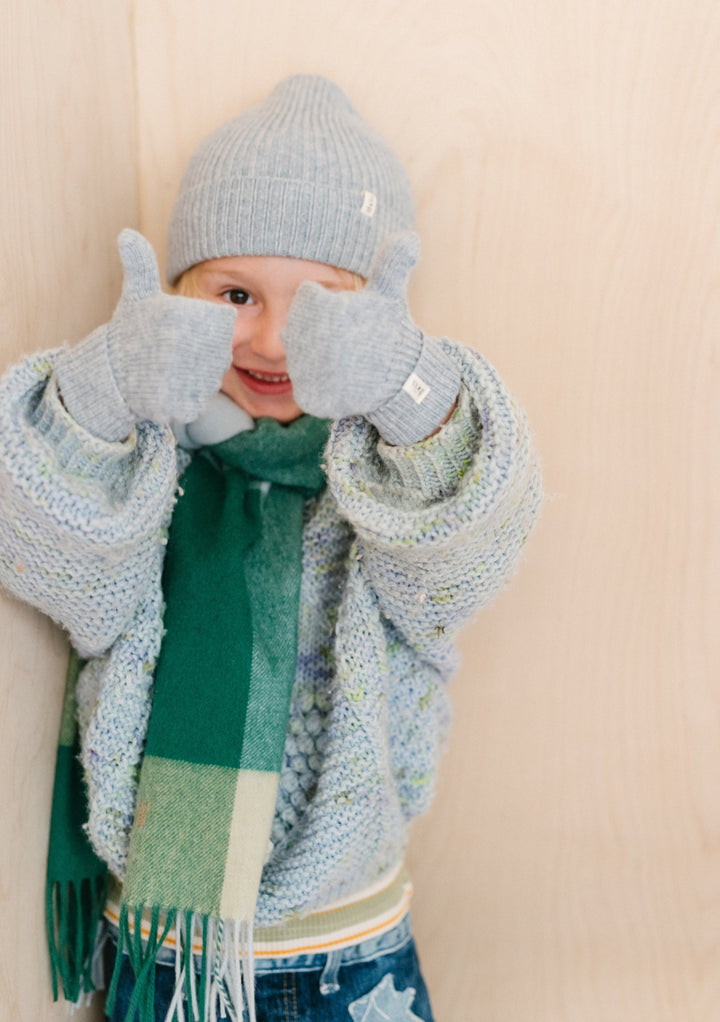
[247,370,289,382]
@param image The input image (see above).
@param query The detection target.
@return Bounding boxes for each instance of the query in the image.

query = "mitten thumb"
[117,229,162,302]
[366,230,420,301]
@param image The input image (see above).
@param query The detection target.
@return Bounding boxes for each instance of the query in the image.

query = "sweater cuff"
[28,373,141,485]
[375,382,479,504]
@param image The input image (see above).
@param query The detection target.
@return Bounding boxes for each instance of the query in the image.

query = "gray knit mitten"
[283,232,460,445]
[56,230,237,442]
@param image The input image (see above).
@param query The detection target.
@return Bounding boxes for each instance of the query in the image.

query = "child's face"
[186,255,359,422]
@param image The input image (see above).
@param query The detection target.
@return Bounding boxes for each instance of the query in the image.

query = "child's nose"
[248,308,287,362]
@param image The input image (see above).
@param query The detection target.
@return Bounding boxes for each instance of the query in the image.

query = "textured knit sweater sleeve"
[0,351,178,657]
[324,339,542,664]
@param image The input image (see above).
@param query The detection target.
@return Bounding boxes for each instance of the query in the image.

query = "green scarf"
[46,415,330,1021]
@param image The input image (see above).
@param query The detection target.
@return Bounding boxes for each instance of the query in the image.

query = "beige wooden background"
[2,1,718,1020]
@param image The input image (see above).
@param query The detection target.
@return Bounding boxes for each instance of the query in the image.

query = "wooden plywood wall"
[0,2,138,1019]
[2,1,718,1020]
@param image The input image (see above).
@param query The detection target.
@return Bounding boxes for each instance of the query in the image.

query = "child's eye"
[222,289,253,305]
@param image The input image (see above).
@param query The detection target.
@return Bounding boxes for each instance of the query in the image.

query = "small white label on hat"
[361,190,377,217]
[402,372,431,404]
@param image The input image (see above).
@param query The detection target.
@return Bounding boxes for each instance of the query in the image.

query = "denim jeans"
[105,913,436,1021]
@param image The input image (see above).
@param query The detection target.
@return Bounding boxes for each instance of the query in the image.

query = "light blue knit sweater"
[0,339,541,928]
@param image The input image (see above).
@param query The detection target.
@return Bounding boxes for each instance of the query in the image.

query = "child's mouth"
[235,367,293,395]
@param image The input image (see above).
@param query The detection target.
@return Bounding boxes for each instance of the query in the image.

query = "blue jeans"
[105,913,435,1021]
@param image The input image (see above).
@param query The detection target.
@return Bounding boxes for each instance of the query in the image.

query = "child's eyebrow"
[197,269,251,287]
[198,269,348,291]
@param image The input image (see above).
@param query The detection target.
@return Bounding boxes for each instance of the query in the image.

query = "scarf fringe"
[105,906,256,1022]
[46,874,107,1005]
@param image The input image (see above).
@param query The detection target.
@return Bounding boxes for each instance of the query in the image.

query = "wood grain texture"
[1,0,718,1019]
[1,2,137,1019]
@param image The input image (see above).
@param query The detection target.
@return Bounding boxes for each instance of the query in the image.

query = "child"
[0,75,541,1021]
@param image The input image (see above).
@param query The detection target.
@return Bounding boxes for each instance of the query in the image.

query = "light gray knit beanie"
[166,75,416,284]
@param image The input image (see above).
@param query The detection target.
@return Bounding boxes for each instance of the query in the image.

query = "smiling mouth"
[245,370,290,382]
[235,366,294,395]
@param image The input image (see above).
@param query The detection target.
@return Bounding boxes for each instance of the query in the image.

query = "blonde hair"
[334,267,366,291]
[174,266,205,298]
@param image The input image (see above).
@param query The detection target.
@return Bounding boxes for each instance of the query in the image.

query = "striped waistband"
[104,863,412,960]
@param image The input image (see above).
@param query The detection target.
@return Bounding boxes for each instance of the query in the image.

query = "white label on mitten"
[361,191,377,217]
[402,372,430,404]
